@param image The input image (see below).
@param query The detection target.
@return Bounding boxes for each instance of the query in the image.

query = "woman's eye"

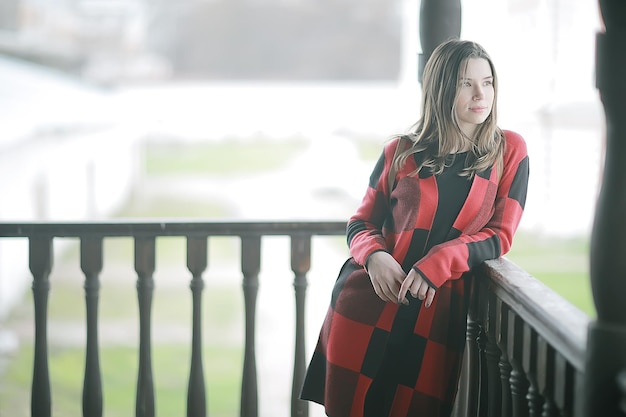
[484,80,493,86]
[462,81,471,87]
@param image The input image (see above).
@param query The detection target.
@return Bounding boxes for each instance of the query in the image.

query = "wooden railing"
[456,258,589,417]
[0,220,591,417]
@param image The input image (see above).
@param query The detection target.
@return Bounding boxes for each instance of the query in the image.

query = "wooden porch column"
[417,0,461,83]
[583,1,626,416]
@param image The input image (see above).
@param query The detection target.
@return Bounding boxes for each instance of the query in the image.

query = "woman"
[300,39,529,417]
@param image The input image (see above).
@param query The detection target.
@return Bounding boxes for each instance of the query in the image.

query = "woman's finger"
[424,288,436,308]
[416,280,430,300]
[398,275,414,304]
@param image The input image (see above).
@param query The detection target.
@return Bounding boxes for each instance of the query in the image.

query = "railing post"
[290,235,311,417]
[241,235,261,417]
[521,324,541,417]
[417,0,461,83]
[536,338,557,417]
[496,300,512,417]
[483,290,502,417]
[135,236,156,417]
[460,276,481,416]
[186,236,208,417]
[29,237,53,417]
[553,354,574,417]
[507,312,529,417]
[81,237,104,417]
[584,1,626,416]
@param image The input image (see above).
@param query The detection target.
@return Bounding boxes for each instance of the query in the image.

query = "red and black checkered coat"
[301,130,529,417]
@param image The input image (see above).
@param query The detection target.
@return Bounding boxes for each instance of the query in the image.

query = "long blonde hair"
[394,39,505,178]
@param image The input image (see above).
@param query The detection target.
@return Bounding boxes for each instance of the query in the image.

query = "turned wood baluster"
[521,324,542,417]
[81,237,104,417]
[536,337,557,417]
[476,279,491,415]
[584,1,626,416]
[291,235,311,417]
[464,276,481,416]
[29,237,53,417]
[240,236,261,417]
[507,312,529,417]
[617,370,626,414]
[553,354,574,417]
[495,300,512,417]
[135,237,156,417]
[187,236,208,417]
[483,290,503,417]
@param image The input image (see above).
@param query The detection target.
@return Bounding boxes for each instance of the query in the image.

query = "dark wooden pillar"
[583,1,626,416]
[418,0,461,83]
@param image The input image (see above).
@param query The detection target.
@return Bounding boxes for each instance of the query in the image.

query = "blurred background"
[0,0,603,225]
[0,0,604,416]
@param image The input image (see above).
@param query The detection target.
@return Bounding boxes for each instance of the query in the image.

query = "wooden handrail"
[0,220,347,238]
[482,258,588,371]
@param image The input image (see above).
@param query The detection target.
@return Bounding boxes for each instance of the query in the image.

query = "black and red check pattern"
[301,131,529,417]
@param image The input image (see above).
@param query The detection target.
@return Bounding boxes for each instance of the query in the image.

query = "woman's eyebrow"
[459,75,494,81]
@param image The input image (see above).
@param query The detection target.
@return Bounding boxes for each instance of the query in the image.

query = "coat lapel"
[451,166,498,235]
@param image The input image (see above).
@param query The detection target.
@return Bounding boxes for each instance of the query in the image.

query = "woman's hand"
[398,269,436,308]
[365,251,407,304]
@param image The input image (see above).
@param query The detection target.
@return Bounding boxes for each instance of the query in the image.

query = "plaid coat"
[301,130,529,417]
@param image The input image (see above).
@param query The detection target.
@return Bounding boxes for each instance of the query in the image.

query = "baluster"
[553,354,574,417]
[463,276,481,416]
[507,312,529,417]
[584,1,626,416]
[29,237,53,417]
[617,370,626,415]
[187,236,208,417]
[495,300,512,417]
[290,235,311,417]
[476,278,490,415]
[483,291,502,417]
[573,370,585,417]
[521,324,542,417]
[81,237,103,417]
[536,338,557,417]
[240,236,261,417]
[135,237,156,417]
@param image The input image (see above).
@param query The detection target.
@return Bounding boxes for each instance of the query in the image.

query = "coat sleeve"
[414,131,530,288]
[346,138,400,266]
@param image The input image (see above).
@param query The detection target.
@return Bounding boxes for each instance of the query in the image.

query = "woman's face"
[454,58,494,137]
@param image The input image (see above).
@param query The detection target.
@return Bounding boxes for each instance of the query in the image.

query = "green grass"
[353,137,389,161]
[1,345,242,417]
[143,136,309,176]
[506,232,595,317]
[115,196,233,219]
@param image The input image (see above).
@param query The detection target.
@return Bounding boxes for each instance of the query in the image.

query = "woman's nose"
[473,86,484,100]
